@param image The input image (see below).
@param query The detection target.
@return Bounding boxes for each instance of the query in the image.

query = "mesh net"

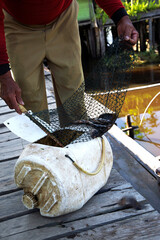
[27,38,134,147]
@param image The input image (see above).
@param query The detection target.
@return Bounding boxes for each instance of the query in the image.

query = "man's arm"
[0,2,23,114]
[95,0,139,45]
[0,2,10,72]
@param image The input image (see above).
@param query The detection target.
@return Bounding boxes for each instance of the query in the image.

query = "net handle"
[18,104,27,113]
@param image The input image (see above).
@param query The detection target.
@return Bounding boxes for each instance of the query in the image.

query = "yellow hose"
[65,137,105,176]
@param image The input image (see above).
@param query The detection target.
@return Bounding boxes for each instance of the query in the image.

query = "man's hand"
[0,71,24,114]
[117,15,139,45]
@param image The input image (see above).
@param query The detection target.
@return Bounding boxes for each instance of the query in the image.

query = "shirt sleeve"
[95,0,128,25]
[0,2,10,75]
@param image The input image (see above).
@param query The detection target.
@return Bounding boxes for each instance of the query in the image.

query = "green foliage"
[134,50,160,65]
[123,0,160,17]
[96,7,109,24]
[96,0,160,23]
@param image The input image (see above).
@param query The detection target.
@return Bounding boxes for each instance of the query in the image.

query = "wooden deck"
[1,72,160,239]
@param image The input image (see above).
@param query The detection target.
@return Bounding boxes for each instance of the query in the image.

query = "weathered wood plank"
[109,125,159,175]
[0,185,150,239]
[139,21,146,52]
[0,102,56,124]
[0,125,10,134]
[0,97,55,109]
[0,99,7,107]
[0,131,19,143]
[106,132,160,213]
[0,112,17,125]
[0,184,145,223]
[65,210,160,240]
[0,106,15,115]
[0,139,28,162]
[99,168,127,193]
[0,204,153,240]
[0,149,22,162]
[0,191,34,223]
[149,18,153,50]
[0,159,17,193]
[0,138,28,153]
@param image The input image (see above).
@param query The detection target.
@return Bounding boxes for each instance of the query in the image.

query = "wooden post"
[99,24,106,56]
[88,0,106,58]
[152,19,156,49]
[88,0,100,58]
[149,18,153,50]
[155,18,160,55]
[126,114,134,139]
[134,22,139,52]
[139,21,146,51]
[87,28,97,58]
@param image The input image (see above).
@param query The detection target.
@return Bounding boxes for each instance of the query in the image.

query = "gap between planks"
[0,205,154,240]
[0,184,152,239]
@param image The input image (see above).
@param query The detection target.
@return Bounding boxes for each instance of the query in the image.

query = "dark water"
[130,64,160,86]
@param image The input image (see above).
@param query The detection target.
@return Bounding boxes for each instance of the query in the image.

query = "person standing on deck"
[0,0,138,114]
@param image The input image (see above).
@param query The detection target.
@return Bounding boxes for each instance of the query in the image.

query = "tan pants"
[3,0,84,112]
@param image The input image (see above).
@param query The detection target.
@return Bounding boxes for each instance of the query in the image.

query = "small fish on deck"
[118,196,144,210]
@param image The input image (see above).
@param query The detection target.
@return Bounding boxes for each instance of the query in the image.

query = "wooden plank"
[0,149,22,162]
[78,20,91,26]
[0,138,28,153]
[106,132,160,213]
[139,21,146,51]
[0,183,145,222]
[0,97,55,109]
[108,125,159,177]
[0,99,55,115]
[0,99,7,107]
[133,9,160,22]
[0,131,19,143]
[149,18,153,49]
[0,185,150,239]
[65,210,160,240]
[0,204,153,240]
[99,26,106,56]
[0,139,28,162]
[0,112,17,125]
[0,125,10,134]
[0,159,17,193]
[104,9,160,26]
[0,106,15,115]
[157,19,160,54]
[99,168,127,192]
[46,80,54,93]
[0,191,34,222]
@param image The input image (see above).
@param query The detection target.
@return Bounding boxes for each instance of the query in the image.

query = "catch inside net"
[26,38,135,147]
